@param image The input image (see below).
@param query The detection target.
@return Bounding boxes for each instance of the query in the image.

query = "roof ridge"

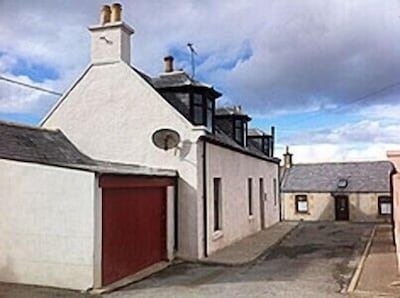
[0,120,60,134]
[292,160,390,166]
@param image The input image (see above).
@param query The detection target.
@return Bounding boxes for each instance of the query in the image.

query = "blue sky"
[1,0,400,162]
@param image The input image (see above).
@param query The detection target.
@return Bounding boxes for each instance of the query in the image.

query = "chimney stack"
[283,146,293,169]
[89,3,134,64]
[164,56,174,73]
[111,3,122,22]
[100,5,111,24]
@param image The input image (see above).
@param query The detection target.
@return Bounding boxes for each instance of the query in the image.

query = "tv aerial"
[152,128,181,151]
[187,43,198,78]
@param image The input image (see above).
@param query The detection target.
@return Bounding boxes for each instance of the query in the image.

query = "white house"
[42,3,281,263]
[0,121,176,290]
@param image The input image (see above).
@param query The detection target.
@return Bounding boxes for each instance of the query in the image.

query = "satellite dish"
[152,128,181,151]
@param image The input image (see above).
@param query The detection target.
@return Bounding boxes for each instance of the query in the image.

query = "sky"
[1,0,400,163]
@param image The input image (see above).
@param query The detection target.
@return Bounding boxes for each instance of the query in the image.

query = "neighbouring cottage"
[281,148,393,222]
[41,1,280,278]
[0,121,176,290]
[387,150,400,273]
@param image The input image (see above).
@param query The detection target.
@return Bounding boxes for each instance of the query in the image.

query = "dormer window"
[337,178,348,189]
[191,93,214,132]
[247,127,275,157]
[215,106,251,148]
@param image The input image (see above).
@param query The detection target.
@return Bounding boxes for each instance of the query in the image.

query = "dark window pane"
[206,109,213,130]
[248,178,253,216]
[193,105,203,124]
[207,98,213,109]
[193,93,203,105]
[263,137,269,154]
[213,178,222,231]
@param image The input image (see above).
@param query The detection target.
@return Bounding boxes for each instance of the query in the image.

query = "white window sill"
[212,230,224,241]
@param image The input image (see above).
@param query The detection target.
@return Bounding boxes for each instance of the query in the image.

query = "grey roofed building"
[0,121,176,177]
[281,161,394,193]
[152,71,221,96]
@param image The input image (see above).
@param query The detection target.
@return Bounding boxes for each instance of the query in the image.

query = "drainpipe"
[390,168,396,246]
[174,176,179,251]
[203,140,208,257]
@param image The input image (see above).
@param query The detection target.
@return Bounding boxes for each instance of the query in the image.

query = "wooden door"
[335,195,349,221]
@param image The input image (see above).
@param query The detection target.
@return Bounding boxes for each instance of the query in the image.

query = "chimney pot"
[164,56,174,73]
[100,5,111,25]
[111,3,122,22]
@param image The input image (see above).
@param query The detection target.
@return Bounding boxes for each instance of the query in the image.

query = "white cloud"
[275,143,400,163]
[286,120,400,145]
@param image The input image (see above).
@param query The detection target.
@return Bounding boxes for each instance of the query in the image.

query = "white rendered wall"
[42,61,203,259]
[203,142,280,255]
[0,159,95,290]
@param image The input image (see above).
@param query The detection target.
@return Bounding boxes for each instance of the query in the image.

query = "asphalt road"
[0,222,373,298]
[107,222,373,298]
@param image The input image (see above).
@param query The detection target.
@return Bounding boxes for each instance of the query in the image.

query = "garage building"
[0,121,176,290]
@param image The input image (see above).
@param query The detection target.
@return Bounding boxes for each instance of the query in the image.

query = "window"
[262,137,270,155]
[192,93,203,125]
[191,93,214,132]
[378,196,392,215]
[259,178,264,202]
[234,119,243,145]
[295,195,308,213]
[337,178,348,189]
[248,178,253,216]
[213,178,222,231]
[206,98,213,131]
[273,178,277,206]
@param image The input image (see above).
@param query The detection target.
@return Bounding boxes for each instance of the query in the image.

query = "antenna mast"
[187,43,198,78]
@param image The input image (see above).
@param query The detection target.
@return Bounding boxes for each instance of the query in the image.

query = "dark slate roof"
[248,128,266,136]
[0,121,176,177]
[201,125,280,164]
[216,106,250,118]
[281,161,393,193]
[152,71,222,97]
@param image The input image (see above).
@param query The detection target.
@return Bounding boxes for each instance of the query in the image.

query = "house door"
[335,196,349,221]
[259,178,265,229]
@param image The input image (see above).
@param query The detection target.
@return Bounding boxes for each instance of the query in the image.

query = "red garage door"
[101,177,172,286]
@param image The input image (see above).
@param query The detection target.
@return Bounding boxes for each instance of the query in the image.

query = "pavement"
[351,224,400,298]
[201,221,299,266]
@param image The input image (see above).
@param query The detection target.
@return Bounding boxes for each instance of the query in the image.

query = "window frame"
[378,196,392,215]
[248,177,253,216]
[190,92,215,132]
[295,194,308,213]
[213,177,222,231]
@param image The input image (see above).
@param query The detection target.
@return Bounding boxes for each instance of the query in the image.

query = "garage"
[100,176,175,286]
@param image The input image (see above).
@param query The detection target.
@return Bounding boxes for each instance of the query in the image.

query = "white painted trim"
[167,185,175,261]
[93,175,102,289]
